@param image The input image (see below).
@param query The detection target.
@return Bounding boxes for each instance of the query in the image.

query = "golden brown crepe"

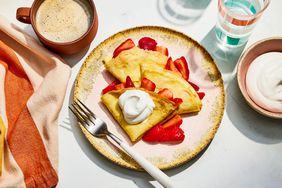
[101,88,177,142]
[104,47,168,84]
[141,64,202,114]
[104,46,201,114]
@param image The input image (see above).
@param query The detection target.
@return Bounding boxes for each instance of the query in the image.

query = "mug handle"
[16,8,31,24]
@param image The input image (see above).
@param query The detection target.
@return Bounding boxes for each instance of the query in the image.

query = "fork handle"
[119,141,175,188]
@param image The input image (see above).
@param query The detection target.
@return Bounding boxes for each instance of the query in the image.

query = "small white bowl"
[237,37,282,119]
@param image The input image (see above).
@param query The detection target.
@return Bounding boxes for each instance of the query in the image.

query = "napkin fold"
[0,16,71,187]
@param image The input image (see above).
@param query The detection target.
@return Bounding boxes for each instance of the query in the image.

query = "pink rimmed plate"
[74,26,225,170]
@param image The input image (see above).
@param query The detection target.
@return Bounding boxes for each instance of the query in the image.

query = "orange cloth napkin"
[0,116,5,176]
[0,16,70,187]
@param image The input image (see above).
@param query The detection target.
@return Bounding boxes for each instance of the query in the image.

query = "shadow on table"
[201,26,282,144]
[225,77,282,144]
[201,26,246,87]
[60,46,90,67]
[157,0,211,25]
[60,83,212,187]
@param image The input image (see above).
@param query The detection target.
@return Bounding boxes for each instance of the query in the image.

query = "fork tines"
[69,99,96,126]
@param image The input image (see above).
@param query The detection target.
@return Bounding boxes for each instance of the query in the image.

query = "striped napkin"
[0,16,70,187]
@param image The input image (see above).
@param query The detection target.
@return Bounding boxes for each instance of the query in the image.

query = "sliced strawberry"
[155,46,169,56]
[138,37,157,51]
[140,78,156,91]
[142,124,165,142]
[161,125,185,142]
[188,81,199,91]
[102,80,119,94]
[162,114,183,128]
[143,122,185,143]
[158,88,173,100]
[113,39,135,58]
[165,57,179,73]
[172,98,183,106]
[174,56,189,80]
[197,92,205,100]
[114,83,125,90]
[125,76,135,88]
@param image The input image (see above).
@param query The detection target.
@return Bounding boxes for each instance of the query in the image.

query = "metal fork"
[69,99,174,188]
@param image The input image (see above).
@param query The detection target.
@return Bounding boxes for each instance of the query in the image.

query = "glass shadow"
[158,0,212,25]
[201,26,246,86]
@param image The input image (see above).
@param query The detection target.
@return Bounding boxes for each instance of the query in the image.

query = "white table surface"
[1,0,282,187]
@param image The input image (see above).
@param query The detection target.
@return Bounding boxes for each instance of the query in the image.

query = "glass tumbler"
[215,0,270,47]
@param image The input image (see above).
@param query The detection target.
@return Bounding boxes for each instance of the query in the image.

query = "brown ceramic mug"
[16,0,98,54]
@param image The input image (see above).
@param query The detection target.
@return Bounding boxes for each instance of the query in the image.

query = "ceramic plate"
[74,26,225,170]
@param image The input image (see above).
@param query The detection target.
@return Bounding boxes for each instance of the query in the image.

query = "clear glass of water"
[158,0,211,25]
[215,0,270,47]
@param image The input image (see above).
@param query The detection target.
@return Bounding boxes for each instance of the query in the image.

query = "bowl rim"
[237,37,282,119]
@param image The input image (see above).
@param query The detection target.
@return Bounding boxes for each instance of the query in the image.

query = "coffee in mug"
[35,0,93,43]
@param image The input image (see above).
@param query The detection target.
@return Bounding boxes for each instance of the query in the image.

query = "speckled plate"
[74,26,225,170]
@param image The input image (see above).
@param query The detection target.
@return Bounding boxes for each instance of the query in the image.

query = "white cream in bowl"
[246,52,282,113]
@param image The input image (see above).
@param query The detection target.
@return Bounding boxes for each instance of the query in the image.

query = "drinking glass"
[215,0,270,47]
[158,0,211,25]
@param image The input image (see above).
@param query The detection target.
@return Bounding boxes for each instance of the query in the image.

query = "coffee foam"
[35,0,93,43]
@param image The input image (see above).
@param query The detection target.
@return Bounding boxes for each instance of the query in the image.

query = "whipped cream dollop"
[246,52,282,113]
[118,90,155,124]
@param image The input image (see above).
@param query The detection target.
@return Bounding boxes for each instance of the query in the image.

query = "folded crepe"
[104,47,168,84]
[141,64,202,114]
[103,46,201,114]
[0,16,70,187]
[101,88,177,142]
